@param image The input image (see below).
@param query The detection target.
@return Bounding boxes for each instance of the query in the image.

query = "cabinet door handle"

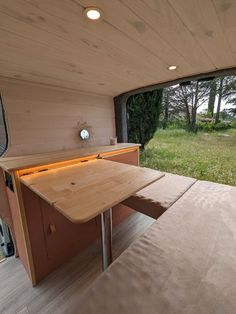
[49,224,56,234]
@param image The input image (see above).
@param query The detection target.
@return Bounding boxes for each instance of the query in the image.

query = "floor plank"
[0,212,154,314]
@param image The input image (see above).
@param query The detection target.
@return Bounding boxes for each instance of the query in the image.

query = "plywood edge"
[11,171,37,286]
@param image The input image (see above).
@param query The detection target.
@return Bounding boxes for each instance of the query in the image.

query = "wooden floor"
[0,212,154,314]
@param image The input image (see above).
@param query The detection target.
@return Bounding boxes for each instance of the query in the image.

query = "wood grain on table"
[20,159,164,224]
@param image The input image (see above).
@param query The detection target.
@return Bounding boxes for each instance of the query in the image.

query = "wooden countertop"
[20,159,164,223]
[0,143,140,172]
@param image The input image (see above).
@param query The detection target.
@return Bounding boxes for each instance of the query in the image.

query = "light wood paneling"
[0,1,236,96]
[78,0,211,70]
[213,0,236,54]
[0,78,115,156]
[168,0,235,67]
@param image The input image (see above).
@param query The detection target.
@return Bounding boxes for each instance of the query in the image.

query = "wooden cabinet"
[0,143,139,285]
[19,148,138,283]
[22,184,100,281]
[41,200,98,262]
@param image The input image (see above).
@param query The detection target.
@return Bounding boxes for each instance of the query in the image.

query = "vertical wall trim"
[0,94,8,156]
[114,95,129,143]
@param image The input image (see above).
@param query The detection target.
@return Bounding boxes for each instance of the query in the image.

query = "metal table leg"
[100,208,112,270]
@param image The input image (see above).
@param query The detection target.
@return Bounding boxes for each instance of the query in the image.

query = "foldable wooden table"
[20,159,164,270]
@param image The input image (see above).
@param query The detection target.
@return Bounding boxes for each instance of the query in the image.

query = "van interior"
[0,1,236,313]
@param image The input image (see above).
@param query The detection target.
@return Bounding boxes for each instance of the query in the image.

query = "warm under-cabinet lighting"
[168,65,177,71]
[84,7,103,21]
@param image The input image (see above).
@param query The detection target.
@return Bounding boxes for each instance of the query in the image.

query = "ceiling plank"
[212,0,236,60]
[121,0,214,69]
[0,0,173,95]
[168,0,236,67]
[77,0,199,72]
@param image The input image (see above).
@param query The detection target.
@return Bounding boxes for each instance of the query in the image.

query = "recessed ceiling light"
[84,7,104,21]
[168,65,177,71]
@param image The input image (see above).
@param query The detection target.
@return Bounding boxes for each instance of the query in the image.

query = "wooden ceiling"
[0,0,236,96]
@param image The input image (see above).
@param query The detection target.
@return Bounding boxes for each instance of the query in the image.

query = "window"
[0,95,8,156]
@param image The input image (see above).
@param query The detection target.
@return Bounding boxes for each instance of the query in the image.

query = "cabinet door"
[40,198,99,265]
[22,184,100,282]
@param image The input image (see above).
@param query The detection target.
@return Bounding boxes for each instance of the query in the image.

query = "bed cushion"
[122,173,196,219]
[69,180,236,314]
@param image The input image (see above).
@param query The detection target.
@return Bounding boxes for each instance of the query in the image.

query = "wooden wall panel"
[0,78,115,157]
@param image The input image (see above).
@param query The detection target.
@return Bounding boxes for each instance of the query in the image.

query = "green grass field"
[140,128,236,186]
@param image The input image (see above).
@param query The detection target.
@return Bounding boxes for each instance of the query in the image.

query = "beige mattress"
[122,173,196,219]
[71,180,236,314]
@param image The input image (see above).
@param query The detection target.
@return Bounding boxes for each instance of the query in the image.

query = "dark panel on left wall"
[0,95,8,156]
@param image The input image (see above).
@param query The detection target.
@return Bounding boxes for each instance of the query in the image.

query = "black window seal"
[0,94,8,156]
